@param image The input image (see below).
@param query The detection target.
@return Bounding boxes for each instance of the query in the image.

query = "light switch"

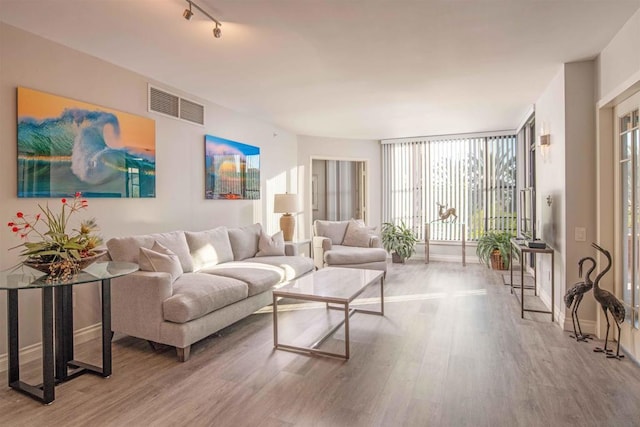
[575,227,586,242]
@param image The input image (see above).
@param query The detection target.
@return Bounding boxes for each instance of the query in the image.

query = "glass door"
[616,92,640,327]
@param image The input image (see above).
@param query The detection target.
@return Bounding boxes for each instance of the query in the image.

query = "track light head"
[183,8,193,20]
[213,23,221,38]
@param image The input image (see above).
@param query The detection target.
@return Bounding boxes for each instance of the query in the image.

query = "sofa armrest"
[312,236,332,269]
[111,271,174,342]
[284,242,298,256]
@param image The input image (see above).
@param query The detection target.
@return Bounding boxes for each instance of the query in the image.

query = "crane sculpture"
[564,256,596,342]
[591,242,625,360]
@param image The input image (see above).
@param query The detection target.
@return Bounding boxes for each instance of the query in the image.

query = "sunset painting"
[205,135,260,200]
[17,87,156,198]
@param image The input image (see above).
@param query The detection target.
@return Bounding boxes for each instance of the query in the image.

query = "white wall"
[534,61,598,329]
[598,10,640,101]
[0,23,299,356]
[297,135,381,239]
[534,66,567,322]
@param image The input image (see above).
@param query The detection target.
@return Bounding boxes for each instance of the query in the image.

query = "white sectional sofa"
[106,223,314,361]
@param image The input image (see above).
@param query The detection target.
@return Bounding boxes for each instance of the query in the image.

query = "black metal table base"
[7,279,112,404]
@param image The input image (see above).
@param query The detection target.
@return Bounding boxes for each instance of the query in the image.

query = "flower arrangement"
[7,192,103,277]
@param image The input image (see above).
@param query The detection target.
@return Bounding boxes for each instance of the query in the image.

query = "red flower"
[61,198,67,204]
[20,234,26,239]
[8,222,14,226]
[82,200,89,207]
[75,192,81,198]
[24,224,30,229]
[12,227,19,232]
[16,212,23,218]
[35,214,41,220]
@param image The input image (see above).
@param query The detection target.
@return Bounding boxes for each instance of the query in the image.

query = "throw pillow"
[342,219,375,247]
[256,230,286,257]
[228,223,262,260]
[185,227,234,271]
[139,241,183,282]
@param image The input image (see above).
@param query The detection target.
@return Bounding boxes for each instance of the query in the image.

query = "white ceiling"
[1,0,638,140]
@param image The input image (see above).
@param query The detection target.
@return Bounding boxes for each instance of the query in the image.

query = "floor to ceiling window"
[381,133,517,241]
[616,92,640,328]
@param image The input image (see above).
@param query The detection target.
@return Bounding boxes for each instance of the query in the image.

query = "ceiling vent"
[148,85,205,126]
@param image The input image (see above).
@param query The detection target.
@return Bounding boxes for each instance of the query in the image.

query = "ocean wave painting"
[17,87,156,198]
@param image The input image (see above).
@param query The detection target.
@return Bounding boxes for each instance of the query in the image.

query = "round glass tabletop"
[0,261,139,290]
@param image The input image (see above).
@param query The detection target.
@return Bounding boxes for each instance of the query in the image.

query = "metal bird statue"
[591,242,625,360]
[564,256,596,342]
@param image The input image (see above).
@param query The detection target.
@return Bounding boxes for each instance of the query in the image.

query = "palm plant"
[381,221,419,263]
[476,231,516,269]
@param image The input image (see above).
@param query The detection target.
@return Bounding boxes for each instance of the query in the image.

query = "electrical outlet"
[575,227,586,242]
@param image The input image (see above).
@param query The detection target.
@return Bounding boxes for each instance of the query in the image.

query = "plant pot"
[392,252,405,264]
[23,249,107,276]
[490,249,507,270]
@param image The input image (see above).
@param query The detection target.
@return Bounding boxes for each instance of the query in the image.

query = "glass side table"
[0,261,138,404]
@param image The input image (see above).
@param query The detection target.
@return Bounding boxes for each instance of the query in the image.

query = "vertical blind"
[382,134,517,241]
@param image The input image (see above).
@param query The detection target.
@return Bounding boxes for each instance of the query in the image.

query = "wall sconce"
[540,134,551,147]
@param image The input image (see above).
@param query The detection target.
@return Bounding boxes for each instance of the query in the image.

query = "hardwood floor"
[2,261,640,426]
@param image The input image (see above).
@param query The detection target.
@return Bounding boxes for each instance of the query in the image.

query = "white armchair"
[313,219,387,274]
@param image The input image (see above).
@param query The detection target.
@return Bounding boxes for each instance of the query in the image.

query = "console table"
[424,222,466,266]
[0,261,138,404]
[509,238,555,321]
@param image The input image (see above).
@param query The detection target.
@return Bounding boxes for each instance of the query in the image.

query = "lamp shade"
[274,193,298,214]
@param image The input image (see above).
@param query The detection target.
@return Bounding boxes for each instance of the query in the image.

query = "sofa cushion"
[228,223,262,261]
[107,230,194,273]
[242,256,314,282]
[324,245,387,265]
[256,230,285,257]
[185,227,234,271]
[139,242,183,282]
[200,262,283,296]
[163,273,248,323]
[342,219,375,248]
[314,220,349,245]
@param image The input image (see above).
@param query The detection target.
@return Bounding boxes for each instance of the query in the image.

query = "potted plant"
[476,231,515,270]
[381,221,419,263]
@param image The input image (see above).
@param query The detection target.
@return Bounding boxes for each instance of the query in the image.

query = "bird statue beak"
[579,261,583,278]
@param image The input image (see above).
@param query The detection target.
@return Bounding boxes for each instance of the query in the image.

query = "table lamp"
[274,193,298,241]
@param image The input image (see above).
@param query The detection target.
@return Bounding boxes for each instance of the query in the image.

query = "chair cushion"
[163,273,248,323]
[200,262,282,296]
[139,242,183,282]
[256,230,285,257]
[185,227,234,271]
[314,220,349,245]
[228,223,262,260]
[324,245,388,265]
[107,231,194,273]
[242,256,314,282]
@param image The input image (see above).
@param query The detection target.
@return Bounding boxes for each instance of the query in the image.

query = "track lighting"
[183,0,222,39]
[183,3,193,20]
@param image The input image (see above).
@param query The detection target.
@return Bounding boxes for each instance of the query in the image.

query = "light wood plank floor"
[2,261,640,426]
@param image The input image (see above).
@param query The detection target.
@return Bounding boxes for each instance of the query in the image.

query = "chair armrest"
[111,271,174,342]
[313,236,332,250]
[369,235,383,248]
[312,236,332,269]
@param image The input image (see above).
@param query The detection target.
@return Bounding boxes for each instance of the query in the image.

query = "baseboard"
[423,254,479,264]
[0,323,102,373]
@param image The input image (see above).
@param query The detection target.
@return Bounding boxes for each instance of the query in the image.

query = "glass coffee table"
[272,267,384,359]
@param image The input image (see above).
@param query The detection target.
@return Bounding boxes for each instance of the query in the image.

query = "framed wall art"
[17,87,156,198]
[204,134,260,200]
